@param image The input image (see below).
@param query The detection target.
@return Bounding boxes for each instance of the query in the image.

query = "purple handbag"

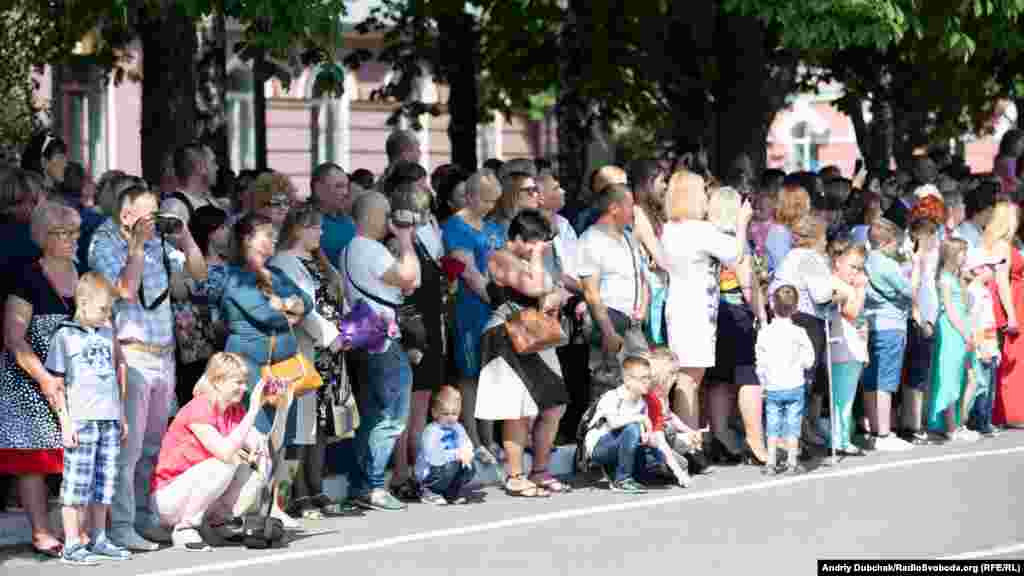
[338,300,393,352]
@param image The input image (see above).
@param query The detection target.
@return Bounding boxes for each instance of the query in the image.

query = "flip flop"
[33,542,62,558]
[528,471,571,494]
[504,475,550,498]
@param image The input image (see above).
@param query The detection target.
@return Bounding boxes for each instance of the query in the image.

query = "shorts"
[765,387,805,440]
[906,321,934,392]
[863,329,907,393]
[60,420,121,507]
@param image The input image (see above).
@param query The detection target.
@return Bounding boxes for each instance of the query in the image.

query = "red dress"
[992,248,1024,425]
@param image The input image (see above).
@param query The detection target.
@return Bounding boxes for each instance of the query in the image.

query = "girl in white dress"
[661,170,752,429]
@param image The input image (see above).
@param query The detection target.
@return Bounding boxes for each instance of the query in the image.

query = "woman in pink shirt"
[151,353,269,550]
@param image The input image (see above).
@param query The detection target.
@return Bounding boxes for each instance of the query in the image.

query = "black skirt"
[709,296,758,384]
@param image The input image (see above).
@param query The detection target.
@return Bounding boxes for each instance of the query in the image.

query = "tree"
[13,0,348,181]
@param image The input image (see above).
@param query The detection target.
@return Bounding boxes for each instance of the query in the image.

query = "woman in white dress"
[662,170,752,430]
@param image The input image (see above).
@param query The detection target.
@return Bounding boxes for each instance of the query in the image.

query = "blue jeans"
[589,423,664,483]
[422,461,477,501]
[352,343,412,495]
[971,357,999,433]
[765,386,805,440]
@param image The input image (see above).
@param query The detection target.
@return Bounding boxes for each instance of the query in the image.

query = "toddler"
[756,285,815,474]
[415,386,476,505]
[47,272,131,565]
[966,249,1003,437]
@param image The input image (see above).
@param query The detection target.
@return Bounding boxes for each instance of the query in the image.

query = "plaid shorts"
[60,420,121,507]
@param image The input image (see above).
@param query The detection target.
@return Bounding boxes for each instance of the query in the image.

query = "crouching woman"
[150,352,269,550]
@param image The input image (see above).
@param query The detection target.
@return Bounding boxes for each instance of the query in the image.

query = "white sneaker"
[953,428,980,443]
[873,434,914,452]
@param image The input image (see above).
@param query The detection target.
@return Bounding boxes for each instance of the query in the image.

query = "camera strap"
[137,237,174,311]
[343,246,401,311]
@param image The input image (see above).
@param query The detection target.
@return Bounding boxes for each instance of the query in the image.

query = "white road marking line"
[941,542,1024,560]
[138,445,1024,576]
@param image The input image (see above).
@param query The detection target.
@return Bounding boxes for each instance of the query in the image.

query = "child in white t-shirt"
[966,249,1003,437]
[584,356,663,494]
[756,285,816,474]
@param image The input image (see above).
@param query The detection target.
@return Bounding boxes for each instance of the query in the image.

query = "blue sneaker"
[90,538,132,561]
[61,543,103,566]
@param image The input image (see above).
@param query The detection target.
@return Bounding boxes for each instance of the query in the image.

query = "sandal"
[528,470,571,494]
[32,541,63,558]
[504,474,550,498]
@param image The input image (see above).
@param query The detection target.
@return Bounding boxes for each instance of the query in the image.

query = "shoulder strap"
[168,192,194,219]
[342,247,400,310]
[622,231,640,313]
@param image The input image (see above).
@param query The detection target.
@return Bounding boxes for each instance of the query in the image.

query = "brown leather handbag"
[505,306,567,354]
[260,333,324,409]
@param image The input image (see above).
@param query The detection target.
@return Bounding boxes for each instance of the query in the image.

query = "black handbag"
[240,514,285,549]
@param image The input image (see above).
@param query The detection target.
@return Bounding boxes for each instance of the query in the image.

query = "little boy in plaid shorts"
[46,273,132,565]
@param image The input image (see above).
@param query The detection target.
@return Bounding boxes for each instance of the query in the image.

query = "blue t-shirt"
[46,322,120,422]
[320,213,356,269]
[442,215,505,376]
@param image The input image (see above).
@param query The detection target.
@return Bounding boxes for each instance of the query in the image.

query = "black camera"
[153,213,185,236]
[390,209,422,229]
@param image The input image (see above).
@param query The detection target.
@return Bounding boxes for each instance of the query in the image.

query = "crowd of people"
[2,125,1024,562]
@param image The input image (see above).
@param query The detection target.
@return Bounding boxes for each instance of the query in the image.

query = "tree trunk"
[557,0,592,206]
[254,52,268,171]
[195,12,228,170]
[138,4,197,184]
[711,12,790,180]
[438,12,479,171]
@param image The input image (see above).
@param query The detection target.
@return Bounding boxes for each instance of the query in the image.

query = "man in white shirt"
[161,143,221,225]
[341,191,420,512]
[578,184,649,398]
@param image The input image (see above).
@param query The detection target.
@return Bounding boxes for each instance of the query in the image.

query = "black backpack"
[574,401,607,474]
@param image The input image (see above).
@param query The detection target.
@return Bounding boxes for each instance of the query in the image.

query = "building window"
[227,67,255,171]
[790,121,819,173]
[60,86,106,176]
[311,96,336,169]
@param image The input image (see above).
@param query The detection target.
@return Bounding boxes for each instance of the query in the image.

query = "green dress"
[928,271,968,430]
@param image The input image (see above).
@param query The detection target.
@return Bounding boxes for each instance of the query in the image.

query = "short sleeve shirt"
[46,322,120,422]
[576,224,644,316]
[152,395,245,492]
[88,219,185,346]
[340,236,401,324]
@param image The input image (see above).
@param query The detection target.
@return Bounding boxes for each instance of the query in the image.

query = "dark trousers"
[422,460,477,501]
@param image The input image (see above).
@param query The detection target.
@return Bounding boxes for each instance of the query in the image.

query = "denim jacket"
[864,250,913,332]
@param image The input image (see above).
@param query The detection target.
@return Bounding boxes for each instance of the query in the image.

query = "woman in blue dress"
[441,170,504,464]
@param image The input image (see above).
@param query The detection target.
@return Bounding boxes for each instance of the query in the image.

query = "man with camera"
[341,191,420,512]
[89,181,207,550]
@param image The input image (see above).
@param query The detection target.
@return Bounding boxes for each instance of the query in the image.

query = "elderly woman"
[268,205,345,517]
[220,213,313,527]
[769,214,837,447]
[249,172,295,229]
[662,170,752,433]
[442,170,505,463]
[151,353,270,550]
[705,186,768,465]
[764,184,811,274]
[0,199,80,557]
[477,209,569,497]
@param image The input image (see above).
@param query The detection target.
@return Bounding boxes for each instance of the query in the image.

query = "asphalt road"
[4,433,1023,576]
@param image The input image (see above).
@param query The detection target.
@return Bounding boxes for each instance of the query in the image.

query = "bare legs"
[866,391,894,436]
[502,418,529,478]
[902,387,925,433]
[672,368,706,430]
[530,406,565,473]
[708,382,734,449]
[459,378,494,453]
[738,384,767,461]
[20,474,61,549]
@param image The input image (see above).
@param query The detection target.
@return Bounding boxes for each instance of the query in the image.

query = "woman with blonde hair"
[764,184,811,273]
[983,202,1024,426]
[151,353,271,550]
[705,186,768,465]
[661,170,752,435]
